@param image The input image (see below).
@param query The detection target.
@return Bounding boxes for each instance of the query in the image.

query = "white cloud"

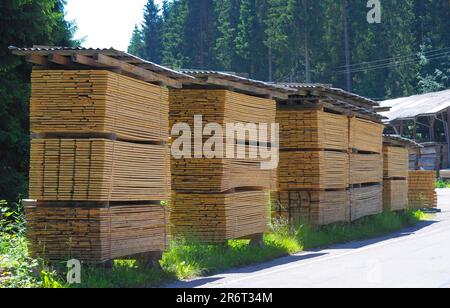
[66,0,164,51]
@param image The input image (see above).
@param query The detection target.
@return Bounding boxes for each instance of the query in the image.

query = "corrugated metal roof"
[179,70,295,93]
[383,134,423,148]
[379,89,450,121]
[280,83,379,107]
[9,46,192,79]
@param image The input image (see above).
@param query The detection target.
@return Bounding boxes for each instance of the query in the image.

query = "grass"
[0,199,426,288]
[436,180,450,189]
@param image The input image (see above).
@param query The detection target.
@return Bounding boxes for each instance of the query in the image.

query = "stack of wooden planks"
[383,146,409,179]
[383,180,408,211]
[383,144,409,211]
[169,89,275,242]
[273,106,350,226]
[348,117,384,221]
[278,151,349,190]
[277,109,349,151]
[169,89,275,130]
[26,69,171,263]
[29,138,170,201]
[349,184,383,222]
[349,153,383,185]
[171,147,277,193]
[349,117,384,153]
[170,191,269,243]
[31,70,169,142]
[408,171,437,209]
[272,190,349,226]
[25,202,168,262]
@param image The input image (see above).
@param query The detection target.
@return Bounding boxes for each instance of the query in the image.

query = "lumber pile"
[30,70,169,142]
[383,146,409,179]
[25,203,167,262]
[349,184,383,222]
[272,190,349,226]
[278,151,349,190]
[408,171,437,209]
[383,144,409,211]
[273,107,350,226]
[349,117,384,153]
[172,158,276,193]
[29,138,170,201]
[169,89,275,242]
[384,180,408,211]
[169,89,275,132]
[277,109,348,151]
[349,153,383,185]
[170,191,269,243]
[26,69,171,262]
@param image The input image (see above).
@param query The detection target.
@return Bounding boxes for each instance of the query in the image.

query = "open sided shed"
[379,89,450,170]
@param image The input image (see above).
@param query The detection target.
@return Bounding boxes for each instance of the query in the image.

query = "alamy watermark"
[66,259,81,284]
[171,115,280,170]
[367,0,382,24]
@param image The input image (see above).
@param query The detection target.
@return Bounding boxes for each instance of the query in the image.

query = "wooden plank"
[48,54,71,66]
[26,54,50,66]
[93,54,181,88]
[384,179,408,211]
[408,171,437,209]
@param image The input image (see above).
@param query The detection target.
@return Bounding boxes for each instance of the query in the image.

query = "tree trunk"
[343,0,352,91]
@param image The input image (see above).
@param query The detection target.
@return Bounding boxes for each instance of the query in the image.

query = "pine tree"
[161,0,189,68]
[213,0,240,71]
[128,24,145,57]
[141,0,163,63]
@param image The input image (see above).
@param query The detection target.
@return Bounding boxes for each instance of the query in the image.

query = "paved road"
[168,189,450,288]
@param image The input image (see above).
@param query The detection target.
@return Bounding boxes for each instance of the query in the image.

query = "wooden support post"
[429,116,436,142]
[133,251,163,270]
[248,233,264,248]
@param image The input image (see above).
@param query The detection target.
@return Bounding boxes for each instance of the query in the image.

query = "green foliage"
[0,0,76,203]
[436,180,450,189]
[127,25,145,57]
[129,0,449,97]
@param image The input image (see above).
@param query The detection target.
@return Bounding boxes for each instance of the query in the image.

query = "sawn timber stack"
[382,140,409,211]
[274,104,350,226]
[169,89,276,242]
[21,58,177,263]
[408,170,437,209]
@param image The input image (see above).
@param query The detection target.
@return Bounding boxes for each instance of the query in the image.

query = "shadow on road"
[166,252,328,288]
[327,220,437,250]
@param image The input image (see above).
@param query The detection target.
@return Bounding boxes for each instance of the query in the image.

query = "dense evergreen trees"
[130,0,449,98]
[0,0,76,202]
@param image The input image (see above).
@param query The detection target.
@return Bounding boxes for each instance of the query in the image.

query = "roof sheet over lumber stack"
[277,109,349,151]
[170,191,269,243]
[30,138,170,202]
[30,70,169,142]
[408,171,437,209]
[272,190,350,226]
[25,203,167,262]
[349,153,383,185]
[10,46,191,88]
[278,151,349,190]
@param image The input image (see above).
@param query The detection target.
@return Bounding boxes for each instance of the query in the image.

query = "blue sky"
[66,0,164,51]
